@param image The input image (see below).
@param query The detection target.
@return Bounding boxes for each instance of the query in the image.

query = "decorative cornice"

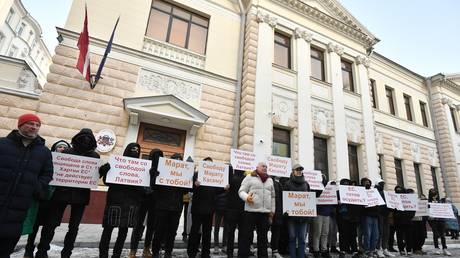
[256,10,277,28]
[270,0,379,48]
[294,28,313,42]
[355,55,370,68]
[441,97,453,106]
[327,43,344,56]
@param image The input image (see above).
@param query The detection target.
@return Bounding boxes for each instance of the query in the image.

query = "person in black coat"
[0,114,53,257]
[360,178,380,257]
[98,143,145,258]
[270,176,283,258]
[36,128,100,258]
[225,167,243,258]
[337,179,359,258]
[394,186,415,255]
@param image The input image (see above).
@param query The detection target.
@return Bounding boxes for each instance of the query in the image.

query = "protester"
[393,187,415,256]
[360,178,379,258]
[98,143,145,258]
[337,179,359,258]
[23,140,70,258]
[238,162,275,258]
[283,164,310,258]
[0,114,53,258]
[225,166,244,258]
[270,176,284,258]
[374,180,393,258]
[36,128,99,258]
[428,188,451,256]
[128,148,163,258]
[311,175,334,258]
[182,192,191,242]
[412,194,428,255]
[444,198,459,240]
[327,182,339,254]
[213,191,228,253]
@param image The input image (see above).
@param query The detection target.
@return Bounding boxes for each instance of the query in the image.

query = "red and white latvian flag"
[76,6,91,84]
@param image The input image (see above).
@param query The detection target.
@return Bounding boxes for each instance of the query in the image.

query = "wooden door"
[137,123,186,159]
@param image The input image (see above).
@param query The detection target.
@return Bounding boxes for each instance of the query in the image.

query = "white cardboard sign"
[303,170,324,190]
[197,161,229,188]
[230,149,257,171]
[338,185,367,205]
[384,191,404,210]
[366,188,386,207]
[266,155,292,178]
[157,157,194,188]
[429,203,455,219]
[282,191,317,217]
[106,155,151,187]
[50,152,100,189]
[415,199,429,216]
[399,193,418,211]
[317,184,338,205]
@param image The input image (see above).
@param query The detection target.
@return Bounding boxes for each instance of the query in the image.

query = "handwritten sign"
[384,191,404,210]
[415,199,428,216]
[399,194,418,211]
[303,170,324,190]
[50,152,100,189]
[317,184,338,205]
[230,149,257,171]
[266,155,292,178]
[106,155,151,187]
[338,185,367,205]
[157,157,194,188]
[197,161,229,188]
[429,203,455,219]
[366,188,385,207]
[282,191,317,217]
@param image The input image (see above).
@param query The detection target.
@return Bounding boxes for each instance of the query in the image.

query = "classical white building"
[0,0,52,87]
[0,0,459,221]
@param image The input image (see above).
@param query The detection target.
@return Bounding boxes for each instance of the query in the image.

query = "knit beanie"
[18,113,41,127]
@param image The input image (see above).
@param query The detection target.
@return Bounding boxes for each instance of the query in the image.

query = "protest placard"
[366,188,385,207]
[303,170,324,190]
[230,149,257,171]
[266,155,292,178]
[197,161,229,188]
[384,191,404,210]
[338,185,367,205]
[50,152,100,189]
[317,184,338,205]
[282,191,317,217]
[429,203,455,219]
[105,155,151,187]
[399,193,418,211]
[157,157,194,188]
[415,199,428,216]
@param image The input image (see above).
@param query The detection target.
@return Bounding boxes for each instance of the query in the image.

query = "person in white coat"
[238,162,275,258]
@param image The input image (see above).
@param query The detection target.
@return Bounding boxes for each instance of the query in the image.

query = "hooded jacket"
[50,140,70,152]
[361,178,380,217]
[0,130,53,238]
[239,171,276,214]
[51,129,100,205]
[393,186,416,224]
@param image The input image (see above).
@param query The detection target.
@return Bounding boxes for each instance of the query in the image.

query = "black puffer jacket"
[51,129,100,205]
[272,178,284,225]
[0,130,53,238]
[284,173,310,222]
[226,169,245,212]
[191,173,224,215]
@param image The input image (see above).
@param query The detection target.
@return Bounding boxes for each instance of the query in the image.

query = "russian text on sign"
[338,185,367,205]
[282,191,317,217]
[266,155,292,178]
[50,152,100,189]
[106,155,151,187]
[197,161,229,188]
[230,149,257,171]
[157,157,194,189]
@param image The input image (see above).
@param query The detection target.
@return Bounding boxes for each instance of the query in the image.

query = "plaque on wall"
[96,129,117,153]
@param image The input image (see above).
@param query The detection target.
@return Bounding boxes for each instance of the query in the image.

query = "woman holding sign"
[98,143,145,258]
[428,188,451,256]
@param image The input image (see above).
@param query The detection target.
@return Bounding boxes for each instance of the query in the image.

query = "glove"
[246,193,254,204]
[99,163,111,176]
[150,167,160,177]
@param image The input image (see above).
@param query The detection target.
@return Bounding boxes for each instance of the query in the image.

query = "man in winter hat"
[0,113,53,257]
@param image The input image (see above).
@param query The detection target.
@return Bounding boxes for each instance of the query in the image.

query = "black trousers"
[187,213,213,258]
[129,196,156,251]
[37,203,86,257]
[213,210,227,248]
[151,210,181,255]
[429,220,447,249]
[238,212,269,258]
[182,202,189,237]
[99,226,128,258]
[337,217,358,254]
[388,225,396,250]
[270,222,282,251]
[395,223,412,252]
[411,221,426,251]
[225,210,243,257]
[0,236,20,258]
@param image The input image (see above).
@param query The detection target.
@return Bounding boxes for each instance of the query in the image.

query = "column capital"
[355,55,370,68]
[294,28,313,42]
[327,43,344,56]
[442,97,453,105]
[256,10,277,28]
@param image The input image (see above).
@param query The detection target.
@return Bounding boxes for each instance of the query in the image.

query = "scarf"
[258,171,269,183]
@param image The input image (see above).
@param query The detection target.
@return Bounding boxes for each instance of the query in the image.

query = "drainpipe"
[426,76,451,198]
[231,0,246,149]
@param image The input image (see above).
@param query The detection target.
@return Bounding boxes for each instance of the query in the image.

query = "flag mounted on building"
[91,16,120,89]
[76,5,91,84]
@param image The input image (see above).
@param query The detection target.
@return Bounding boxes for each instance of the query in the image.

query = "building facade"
[1,0,460,220]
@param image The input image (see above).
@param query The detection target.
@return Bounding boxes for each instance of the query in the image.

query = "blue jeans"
[362,216,379,252]
[287,220,308,258]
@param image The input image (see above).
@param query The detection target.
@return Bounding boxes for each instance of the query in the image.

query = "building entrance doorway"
[137,122,186,158]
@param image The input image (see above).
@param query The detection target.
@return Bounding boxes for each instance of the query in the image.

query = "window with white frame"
[18,23,26,36]
[8,45,18,57]
[6,9,14,24]
[28,31,34,43]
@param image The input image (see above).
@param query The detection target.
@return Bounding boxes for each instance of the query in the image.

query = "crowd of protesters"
[0,114,459,258]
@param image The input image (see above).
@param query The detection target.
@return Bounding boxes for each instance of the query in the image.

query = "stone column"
[252,11,277,160]
[295,28,314,170]
[356,55,379,182]
[443,98,460,188]
[328,43,349,180]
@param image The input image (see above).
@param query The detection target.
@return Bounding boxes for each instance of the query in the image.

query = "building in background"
[0,0,459,221]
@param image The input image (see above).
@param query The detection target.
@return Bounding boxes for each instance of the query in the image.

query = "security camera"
[259,139,264,143]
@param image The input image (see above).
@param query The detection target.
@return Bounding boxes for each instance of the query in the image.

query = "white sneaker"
[272,252,283,258]
[383,249,395,257]
[433,249,442,255]
[376,249,385,258]
[443,249,452,256]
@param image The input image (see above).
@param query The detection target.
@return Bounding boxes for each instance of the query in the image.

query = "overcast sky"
[22,0,460,77]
